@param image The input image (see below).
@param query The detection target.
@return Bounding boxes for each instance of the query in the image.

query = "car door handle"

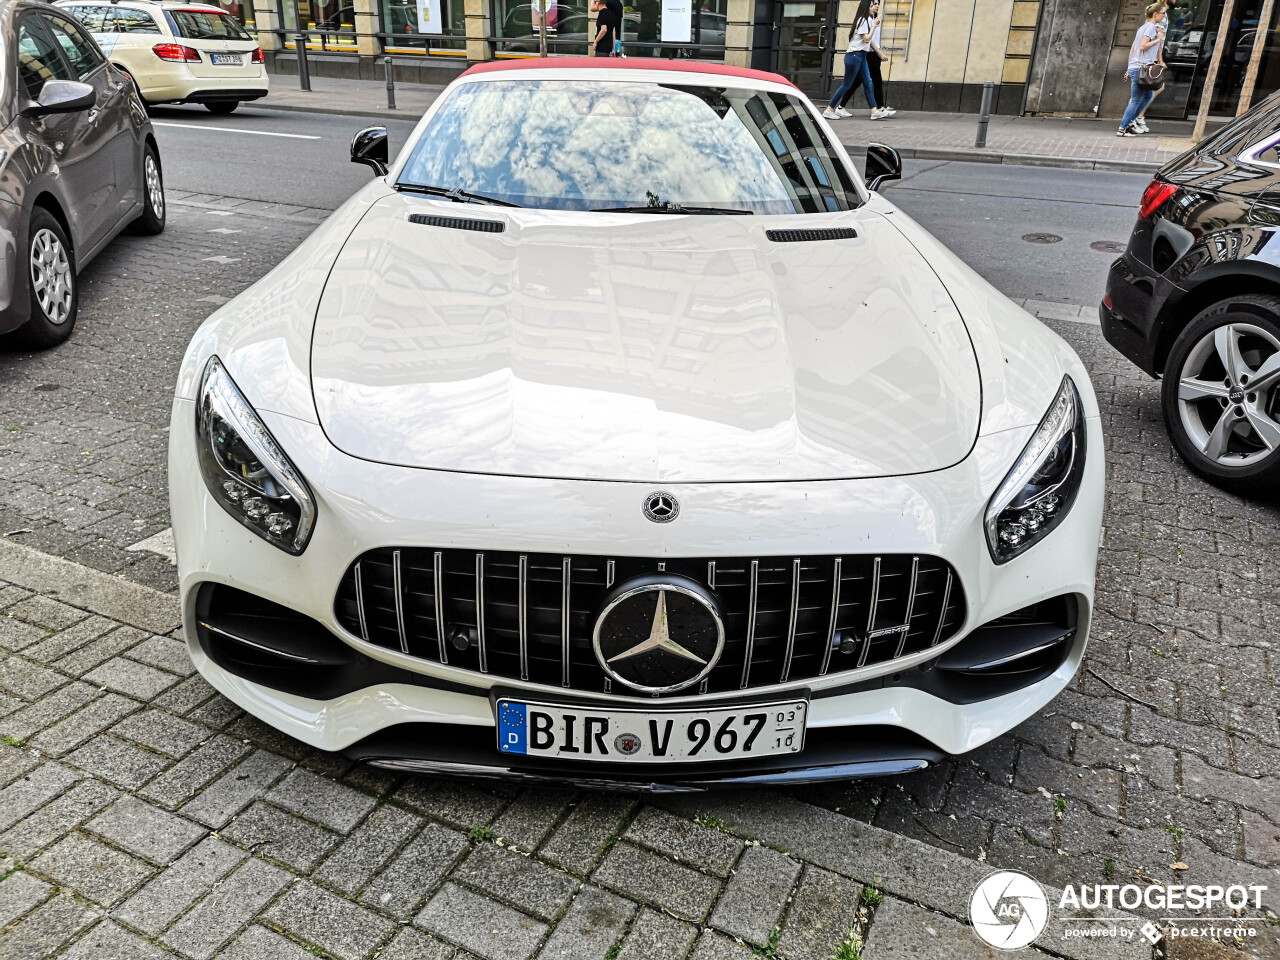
[86,108,100,123]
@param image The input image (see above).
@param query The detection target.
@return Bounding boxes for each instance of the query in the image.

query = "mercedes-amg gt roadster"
[169,58,1105,789]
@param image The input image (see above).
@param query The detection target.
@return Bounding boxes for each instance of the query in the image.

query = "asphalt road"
[150,105,1149,307]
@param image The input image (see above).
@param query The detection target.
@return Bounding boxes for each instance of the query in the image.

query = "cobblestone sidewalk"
[4,191,1280,960]
[0,545,1155,960]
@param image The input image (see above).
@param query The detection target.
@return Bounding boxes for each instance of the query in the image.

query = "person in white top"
[1118,3,1166,136]
[824,0,890,120]
[836,0,895,118]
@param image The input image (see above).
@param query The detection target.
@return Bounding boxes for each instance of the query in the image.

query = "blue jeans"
[1119,76,1155,130]
[829,51,876,110]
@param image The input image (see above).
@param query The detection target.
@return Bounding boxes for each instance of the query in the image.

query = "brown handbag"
[1138,62,1167,90]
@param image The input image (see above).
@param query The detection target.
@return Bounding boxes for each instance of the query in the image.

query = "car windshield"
[168,9,252,39]
[396,79,863,214]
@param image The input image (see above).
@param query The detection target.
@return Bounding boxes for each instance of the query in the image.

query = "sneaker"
[836,107,853,118]
[882,106,898,116]
[870,108,889,120]
[823,107,839,119]
[1134,118,1149,132]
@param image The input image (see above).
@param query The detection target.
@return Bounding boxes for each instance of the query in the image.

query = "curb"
[841,142,1163,174]
[246,101,1167,174]
[251,101,423,123]
[0,537,180,635]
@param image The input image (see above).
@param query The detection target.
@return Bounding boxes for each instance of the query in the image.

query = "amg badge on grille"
[593,575,724,693]
[643,492,679,523]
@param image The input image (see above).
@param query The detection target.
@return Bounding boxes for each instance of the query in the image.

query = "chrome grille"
[334,550,966,697]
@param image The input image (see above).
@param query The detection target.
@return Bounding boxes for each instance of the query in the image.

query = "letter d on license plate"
[496,699,806,763]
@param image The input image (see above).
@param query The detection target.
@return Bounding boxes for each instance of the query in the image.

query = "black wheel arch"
[1154,263,1280,375]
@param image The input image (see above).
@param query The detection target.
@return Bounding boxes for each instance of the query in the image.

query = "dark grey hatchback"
[0,0,163,348]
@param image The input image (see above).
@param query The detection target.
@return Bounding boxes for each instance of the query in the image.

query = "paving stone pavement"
[2,191,1280,959]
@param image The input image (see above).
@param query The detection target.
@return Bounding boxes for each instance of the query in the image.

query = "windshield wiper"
[395,183,523,207]
[589,203,753,215]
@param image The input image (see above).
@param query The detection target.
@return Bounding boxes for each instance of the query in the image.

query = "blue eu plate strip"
[498,701,527,754]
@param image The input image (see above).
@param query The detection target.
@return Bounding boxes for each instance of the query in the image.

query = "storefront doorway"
[768,0,837,96]
[1147,0,1280,119]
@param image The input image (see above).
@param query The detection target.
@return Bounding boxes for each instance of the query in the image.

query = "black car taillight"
[1138,179,1177,220]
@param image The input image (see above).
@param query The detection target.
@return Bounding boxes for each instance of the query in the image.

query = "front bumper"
[170,399,1104,786]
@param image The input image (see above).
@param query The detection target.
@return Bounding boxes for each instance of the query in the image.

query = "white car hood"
[310,194,981,483]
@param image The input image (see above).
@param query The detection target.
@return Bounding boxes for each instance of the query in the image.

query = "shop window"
[381,0,466,53]
[488,0,724,59]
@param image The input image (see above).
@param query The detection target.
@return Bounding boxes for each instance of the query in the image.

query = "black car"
[0,0,164,348]
[1101,90,1280,493]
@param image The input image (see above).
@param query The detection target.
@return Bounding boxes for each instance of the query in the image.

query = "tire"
[1160,294,1280,494]
[131,143,166,236]
[205,101,239,114]
[16,209,77,349]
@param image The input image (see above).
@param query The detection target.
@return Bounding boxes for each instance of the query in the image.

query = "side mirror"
[351,126,389,177]
[23,80,97,118]
[864,142,902,192]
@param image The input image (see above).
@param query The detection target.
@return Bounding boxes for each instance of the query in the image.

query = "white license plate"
[496,698,806,763]
[210,54,241,65]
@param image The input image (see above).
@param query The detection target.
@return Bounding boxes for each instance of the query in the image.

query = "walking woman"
[824,0,888,120]
[838,0,895,117]
[1118,3,1167,136]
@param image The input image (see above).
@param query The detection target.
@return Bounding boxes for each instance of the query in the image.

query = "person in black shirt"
[589,0,621,56]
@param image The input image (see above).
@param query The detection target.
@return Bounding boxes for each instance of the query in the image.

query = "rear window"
[168,9,251,39]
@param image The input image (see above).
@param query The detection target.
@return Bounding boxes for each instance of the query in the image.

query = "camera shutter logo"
[969,870,1049,950]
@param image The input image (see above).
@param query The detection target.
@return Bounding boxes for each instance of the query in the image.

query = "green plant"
[695,813,725,831]
[1152,648,1167,658]
[468,825,494,843]
[1164,824,1185,839]
[1053,796,1068,816]
[753,927,782,958]
[1,735,24,748]
[861,886,883,907]
[1103,859,1115,878]
[604,945,621,960]
[833,930,863,960]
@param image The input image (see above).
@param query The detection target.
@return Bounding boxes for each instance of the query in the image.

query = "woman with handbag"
[1118,3,1168,136]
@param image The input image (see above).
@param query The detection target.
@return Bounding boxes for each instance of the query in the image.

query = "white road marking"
[203,255,241,264]
[197,294,231,305]
[126,528,177,565]
[207,228,241,234]
[153,121,321,140]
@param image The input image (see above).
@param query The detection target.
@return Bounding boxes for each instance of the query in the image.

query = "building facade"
[228,0,1280,119]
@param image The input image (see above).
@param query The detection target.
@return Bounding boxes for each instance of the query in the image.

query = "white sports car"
[169,58,1104,788]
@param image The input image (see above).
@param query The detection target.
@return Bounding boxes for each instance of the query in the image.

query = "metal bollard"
[974,80,994,148]
[385,56,396,110]
[295,31,311,91]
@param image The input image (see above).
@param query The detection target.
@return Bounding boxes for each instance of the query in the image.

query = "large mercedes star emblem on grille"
[592,575,725,694]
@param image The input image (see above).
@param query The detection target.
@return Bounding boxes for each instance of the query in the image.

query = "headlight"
[985,376,1086,564]
[196,356,316,555]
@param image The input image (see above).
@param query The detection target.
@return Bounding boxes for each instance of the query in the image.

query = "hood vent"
[408,213,505,233]
[766,227,858,243]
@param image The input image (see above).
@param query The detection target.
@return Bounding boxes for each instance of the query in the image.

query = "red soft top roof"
[460,57,797,89]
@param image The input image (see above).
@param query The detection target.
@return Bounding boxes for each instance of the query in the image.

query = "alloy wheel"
[1176,322,1280,466]
[29,228,73,326]
[146,155,165,220]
